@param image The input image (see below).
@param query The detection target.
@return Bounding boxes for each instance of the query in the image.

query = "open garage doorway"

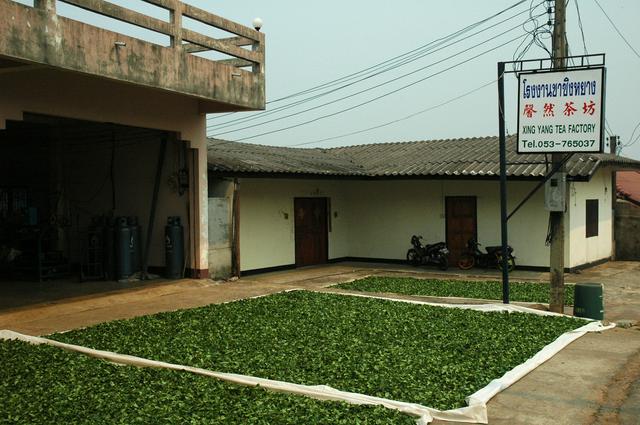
[0,114,195,310]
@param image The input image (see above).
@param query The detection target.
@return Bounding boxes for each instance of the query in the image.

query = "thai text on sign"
[517,68,605,153]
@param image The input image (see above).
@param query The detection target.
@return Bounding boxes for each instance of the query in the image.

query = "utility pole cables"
[549,0,567,313]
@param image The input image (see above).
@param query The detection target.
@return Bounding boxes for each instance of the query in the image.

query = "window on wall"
[586,199,599,238]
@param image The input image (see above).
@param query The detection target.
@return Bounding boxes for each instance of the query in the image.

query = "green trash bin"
[573,282,604,320]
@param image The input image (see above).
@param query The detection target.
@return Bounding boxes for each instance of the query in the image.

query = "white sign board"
[517,68,605,153]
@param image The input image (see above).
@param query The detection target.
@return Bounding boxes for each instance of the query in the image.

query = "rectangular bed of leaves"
[52,291,584,411]
[334,276,575,305]
[0,340,414,425]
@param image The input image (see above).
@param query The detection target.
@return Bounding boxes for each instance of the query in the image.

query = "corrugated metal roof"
[207,136,640,179]
[207,139,362,176]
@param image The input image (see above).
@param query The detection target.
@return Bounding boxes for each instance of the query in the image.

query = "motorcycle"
[406,235,450,270]
[457,238,516,271]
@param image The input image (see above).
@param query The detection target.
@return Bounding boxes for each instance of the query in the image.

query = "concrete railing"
[32,0,265,73]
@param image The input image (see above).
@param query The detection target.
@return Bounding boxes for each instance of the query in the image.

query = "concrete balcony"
[0,0,265,112]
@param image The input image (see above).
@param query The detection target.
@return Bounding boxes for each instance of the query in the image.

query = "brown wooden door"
[294,198,328,266]
[446,197,477,265]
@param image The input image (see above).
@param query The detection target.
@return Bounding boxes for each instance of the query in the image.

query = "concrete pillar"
[196,141,209,277]
[170,2,183,48]
[34,0,56,13]
[186,121,209,278]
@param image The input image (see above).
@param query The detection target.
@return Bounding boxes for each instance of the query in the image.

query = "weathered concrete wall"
[0,0,265,112]
[208,197,232,279]
[615,200,640,260]
[208,176,234,198]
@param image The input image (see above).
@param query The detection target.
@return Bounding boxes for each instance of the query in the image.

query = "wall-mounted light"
[114,41,126,47]
[252,17,263,31]
[231,73,242,77]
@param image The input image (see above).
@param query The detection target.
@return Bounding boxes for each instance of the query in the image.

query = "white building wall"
[239,178,551,270]
[342,180,551,267]
[238,179,349,271]
[343,180,445,259]
[568,168,613,268]
[237,173,612,272]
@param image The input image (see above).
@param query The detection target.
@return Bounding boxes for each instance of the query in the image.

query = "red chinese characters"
[563,101,577,117]
[583,100,596,115]
[523,103,537,118]
[522,100,597,120]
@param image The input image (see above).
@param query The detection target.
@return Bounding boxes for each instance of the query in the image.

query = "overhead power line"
[574,0,589,60]
[210,21,540,138]
[206,0,534,124]
[604,121,613,138]
[208,5,542,134]
[511,0,553,67]
[226,32,531,144]
[621,132,640,150]
[593,0,640,60]
[207,2,542,132]
[287,80,496,148]
[620,119,640,150]
[267,0,530,104]
[629,120,640,144]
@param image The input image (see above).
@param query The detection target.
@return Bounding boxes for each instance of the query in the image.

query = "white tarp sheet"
[0,290,614,424]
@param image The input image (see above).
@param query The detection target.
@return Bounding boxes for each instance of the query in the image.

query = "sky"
[15,0,640,159]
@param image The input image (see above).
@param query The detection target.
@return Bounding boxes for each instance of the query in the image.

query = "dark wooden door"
[446,197,477,265]
[294,198,328,267]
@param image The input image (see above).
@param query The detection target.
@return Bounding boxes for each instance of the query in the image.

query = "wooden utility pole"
[549,0,567,313]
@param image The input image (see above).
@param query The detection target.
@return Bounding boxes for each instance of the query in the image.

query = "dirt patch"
[586,342,640,425]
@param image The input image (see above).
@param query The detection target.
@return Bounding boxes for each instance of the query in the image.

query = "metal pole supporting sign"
[497,61,510,304]
[496,53,605,306]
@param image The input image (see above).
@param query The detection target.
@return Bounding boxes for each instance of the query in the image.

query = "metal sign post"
[497,62,509,304]
[496,54,605,306]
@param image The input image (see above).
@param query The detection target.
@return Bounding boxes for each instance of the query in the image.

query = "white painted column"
[187,118,209,278]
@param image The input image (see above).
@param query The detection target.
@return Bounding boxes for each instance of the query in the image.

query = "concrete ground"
[0,261,638,424]
[0,274,172,311]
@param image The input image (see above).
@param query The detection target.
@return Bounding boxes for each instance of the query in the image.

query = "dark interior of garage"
[0,114,191,309]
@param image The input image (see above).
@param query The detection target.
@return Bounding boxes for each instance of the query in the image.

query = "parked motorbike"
[457,238,516,271]
[406,235,450,270]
